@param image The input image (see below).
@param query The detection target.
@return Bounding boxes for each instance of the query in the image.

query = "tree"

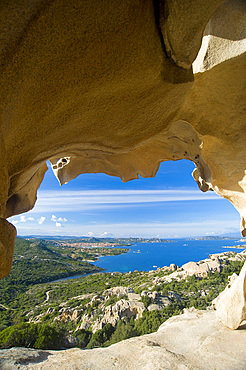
[0,323,66,350]
[74,329,92,348]
[34,324,66,349]
[87,323,115,348]
[105,320,137,346]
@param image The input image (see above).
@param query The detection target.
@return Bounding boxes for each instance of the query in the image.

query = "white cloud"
[68,218,240,238]
[12,220,19,225]
[57,217,67,222]
[100,232,115,237]
[51,215,67,222]
[16,215,35,223]
[38,216,46,225]
[9,187,239,238]
[12,216,240,238]
[31,189,222,213]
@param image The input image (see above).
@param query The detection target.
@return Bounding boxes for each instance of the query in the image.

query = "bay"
[50,238,245,283]
[93,238,246,273]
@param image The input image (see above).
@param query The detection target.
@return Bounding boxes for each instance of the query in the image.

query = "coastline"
[94,238,246,273]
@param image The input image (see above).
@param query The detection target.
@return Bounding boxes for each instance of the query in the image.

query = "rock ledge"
[1,309,245,369]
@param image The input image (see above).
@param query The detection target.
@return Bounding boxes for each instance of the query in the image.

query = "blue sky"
[9,159,241,238]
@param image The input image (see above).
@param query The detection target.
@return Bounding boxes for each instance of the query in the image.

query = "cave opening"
[9,159,240,240]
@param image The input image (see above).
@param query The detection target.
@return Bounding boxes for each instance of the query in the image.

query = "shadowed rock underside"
[0,0,246,338]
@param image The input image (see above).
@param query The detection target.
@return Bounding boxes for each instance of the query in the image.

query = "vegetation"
[0,238,105,307]
[0,323,66,349]
[0,237,244,351]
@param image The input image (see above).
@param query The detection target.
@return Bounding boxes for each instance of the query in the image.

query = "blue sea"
[51,238,245,283]
[93,238,245,273]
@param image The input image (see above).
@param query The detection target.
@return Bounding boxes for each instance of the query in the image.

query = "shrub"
[141,295,152,308]
[87,323,115,348]
[105,320,137,346]
[34,324,66,349]
[0,323,66,350]
[74,329,92,348]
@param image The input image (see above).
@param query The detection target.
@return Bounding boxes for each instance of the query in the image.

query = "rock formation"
[0,0,245,282]
[50,287,147,333]
[1,251,246,368]
[1,309,246,369]
[90,299,145,333]
[213,261,246,329]
[181,259,221,277]
[24,251,246,334]
[153,254,223,282]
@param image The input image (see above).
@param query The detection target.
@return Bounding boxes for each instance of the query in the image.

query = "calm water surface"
[51,238,245,283]
[94,238,245,273]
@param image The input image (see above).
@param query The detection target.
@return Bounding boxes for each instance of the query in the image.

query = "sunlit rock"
[181,259,221,277]
[1,309,246,369]
[213,261,246,329]
[0,0,245,279]
[77,298,145,334]
[0,218,16,279]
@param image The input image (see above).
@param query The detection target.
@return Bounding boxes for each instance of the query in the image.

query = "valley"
[0,237,245,350]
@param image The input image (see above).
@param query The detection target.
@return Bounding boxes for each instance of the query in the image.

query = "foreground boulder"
[0,309,245,369]
[213,261,246,329]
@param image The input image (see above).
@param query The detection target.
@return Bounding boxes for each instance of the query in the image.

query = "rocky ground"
[1,309,245,369]
[25,249,246,336]
[0,249,245,368]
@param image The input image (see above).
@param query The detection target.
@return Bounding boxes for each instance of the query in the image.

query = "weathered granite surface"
[214,261,246,329]
[0,0,245,279]
[0,309,245,369]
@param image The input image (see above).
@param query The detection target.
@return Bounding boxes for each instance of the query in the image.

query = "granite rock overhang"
[0,0,245,278]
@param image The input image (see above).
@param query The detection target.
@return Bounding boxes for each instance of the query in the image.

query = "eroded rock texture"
[1,309,246,369]
[213,261,246,329]
[0,0,245,278]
